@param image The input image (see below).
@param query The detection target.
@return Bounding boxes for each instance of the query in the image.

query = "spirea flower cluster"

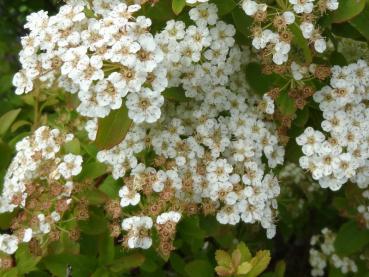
[309,228,358,276]
[296,60,369,191]
[242,0,339,64]
[88,3,285,253]
[13,1,167,124]
[0,127,83,255]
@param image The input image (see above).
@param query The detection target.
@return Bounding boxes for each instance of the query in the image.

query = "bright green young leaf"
[172,0,186,15]
[275,260,286,277]
[331,0,366,23]
[215,265,233,276]
[0,108,21,136]
[215,250,232,267]
[237,261,252,275]
[99,176,121,198]
[94,103,132,150]
[237,242,252,263]
[246,250,271,277]
[334,220,369,256]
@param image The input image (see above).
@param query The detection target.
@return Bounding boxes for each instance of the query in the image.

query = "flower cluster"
[241,0,339,64]
[296,60,369,191]
[0,127,83,255]
[92,3,285,252]
[309,228,358,276]
[12,1,167,124]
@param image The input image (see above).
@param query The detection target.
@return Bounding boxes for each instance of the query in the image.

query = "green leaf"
[77,161,107,181]
[109,253,145,273]
[79,209,108,235]
[289,24,312,63]
[98,231,115,265]
[275,260,286,277]
[63,138,80,155]
[334,220,369,256]
[42,254,97,277]
[215,250,232,267]
[332,0,366,23]
[246,250,271,277]
[163,87,188,102]
[170,253,187,275]
[350,5,369,40]
[245,63,277,95]
[232,7,253,38]
[79,189,109,205]
[145,0,175,21]
[172,0,186,15]
[293,107,310,127]
[10,120,31,132]
[184,260,213,277]
[237,262,252,275]
[15,244,41,274]
[276,91,296,115]
[212,0,237,16]
[94,103,132,150]
[0,108,21,136]
[91,267,111,277]
[237,242,252,263]
[99,176,121,198]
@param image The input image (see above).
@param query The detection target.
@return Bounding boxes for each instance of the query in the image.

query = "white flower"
[0,234,19,255]
[283,11,295,24]
[189,3,218,27]
[289,0,314,14]
[300,22,314,39]
[156,211,182,224]
[296,127,326,156]
[242,0,258,16]
[122,216,153,249]
[126,88,164,124]
[57,154,83,179]
[119,186,141,207]
[314,38,327,53]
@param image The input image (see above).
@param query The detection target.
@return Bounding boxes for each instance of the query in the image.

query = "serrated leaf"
[237,242,252,263]
[232,249,242,268]
[172,0,186,15]
[94,103,132,150]
[246,250,271,277]
[215,250,232,267]
[332,0,366,23]
[334,220,369,256]
[0,108,21,136]
[215,266,233,276]
[237,261,252,275]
